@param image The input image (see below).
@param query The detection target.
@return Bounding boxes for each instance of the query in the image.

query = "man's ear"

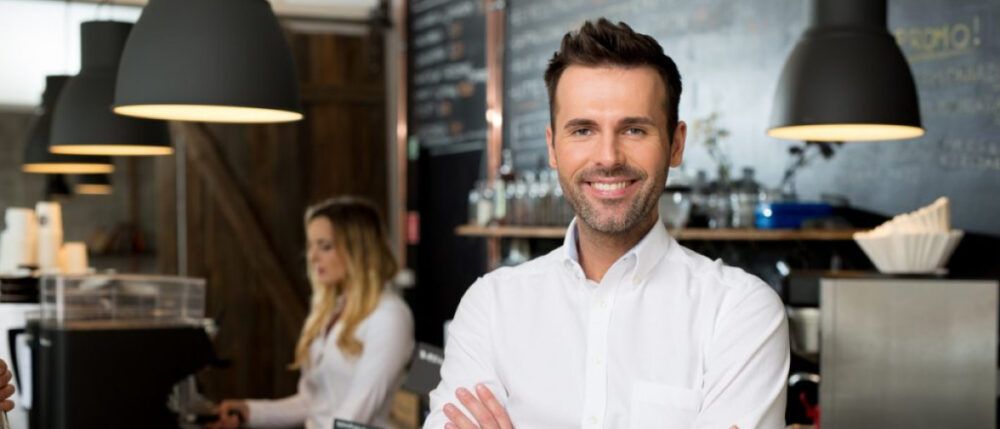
[669,120,687,167]
[546,125,557,169]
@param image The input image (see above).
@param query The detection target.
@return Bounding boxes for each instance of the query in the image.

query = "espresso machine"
[785,271,998,428]
[20,274,218,429]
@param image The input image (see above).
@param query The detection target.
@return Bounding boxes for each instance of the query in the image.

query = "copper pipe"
[393,0,409,263]
[485,0,505,269]
[485,0,505,183]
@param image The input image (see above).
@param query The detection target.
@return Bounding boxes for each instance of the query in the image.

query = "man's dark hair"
[544,18,682,139]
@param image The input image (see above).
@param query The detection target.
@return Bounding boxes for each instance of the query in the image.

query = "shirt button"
[595,357,603,365]
[599,299,607,308]
[589,416,599,424]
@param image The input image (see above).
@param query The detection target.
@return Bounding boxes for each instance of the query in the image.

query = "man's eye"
[571,128,593,136]
[624,127,646,135]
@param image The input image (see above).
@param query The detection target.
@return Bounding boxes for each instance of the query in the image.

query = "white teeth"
[592,182,628,191]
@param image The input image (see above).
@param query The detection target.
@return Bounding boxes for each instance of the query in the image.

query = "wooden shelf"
[455,224,862,241]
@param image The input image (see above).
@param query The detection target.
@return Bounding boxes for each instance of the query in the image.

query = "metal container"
[786,306,820,361]
[819,277,998,428]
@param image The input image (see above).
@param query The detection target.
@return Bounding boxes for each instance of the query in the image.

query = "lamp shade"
[45,174,73,198]
[767,0,924,142]
[112,0,303,123]
[23,75,115,174]
[50,21,172,156]
[75,174,113,195]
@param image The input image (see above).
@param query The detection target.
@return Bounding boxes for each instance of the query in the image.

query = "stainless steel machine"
[787,273,998,428]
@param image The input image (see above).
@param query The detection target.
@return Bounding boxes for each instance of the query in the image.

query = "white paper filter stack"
[853,197,963,274]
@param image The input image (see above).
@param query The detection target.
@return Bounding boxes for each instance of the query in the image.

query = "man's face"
[546,65,686,234]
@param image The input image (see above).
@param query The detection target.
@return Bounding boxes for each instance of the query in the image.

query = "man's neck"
[575,213,658,283]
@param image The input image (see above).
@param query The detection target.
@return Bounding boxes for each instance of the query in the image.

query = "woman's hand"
[204,400,248,429]
[0,359,14,412]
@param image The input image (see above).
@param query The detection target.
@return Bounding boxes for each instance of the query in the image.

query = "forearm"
[245,392,311,428]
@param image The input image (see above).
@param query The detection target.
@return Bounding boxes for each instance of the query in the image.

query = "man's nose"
[593,132,625,167]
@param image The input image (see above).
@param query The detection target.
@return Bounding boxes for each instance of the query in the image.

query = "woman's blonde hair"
[292,196,398,369]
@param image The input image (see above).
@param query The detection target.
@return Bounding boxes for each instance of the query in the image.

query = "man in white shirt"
[424,18,789,429]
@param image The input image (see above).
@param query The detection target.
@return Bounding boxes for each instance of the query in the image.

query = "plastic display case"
[39,274,206,327]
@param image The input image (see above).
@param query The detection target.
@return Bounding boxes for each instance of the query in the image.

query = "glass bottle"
[476,180,494,226]
[688,170,710,228]
[468,184,480,225]
[707,168,732,229]
[494,149,516,225]
[730,167,761,228]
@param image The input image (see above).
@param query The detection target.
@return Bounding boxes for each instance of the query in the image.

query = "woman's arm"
[243,375,312,428]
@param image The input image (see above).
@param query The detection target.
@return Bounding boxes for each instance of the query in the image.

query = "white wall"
[0,0,142,108]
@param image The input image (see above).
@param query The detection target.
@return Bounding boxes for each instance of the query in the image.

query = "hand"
[204,400,247,429]
[0,359,15,412]
[443,383,513,429]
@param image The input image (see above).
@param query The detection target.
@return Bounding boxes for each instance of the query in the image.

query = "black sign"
[409,0,489,155]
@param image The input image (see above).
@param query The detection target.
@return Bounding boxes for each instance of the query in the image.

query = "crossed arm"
[1,359,14,412]
[439,384,739,429]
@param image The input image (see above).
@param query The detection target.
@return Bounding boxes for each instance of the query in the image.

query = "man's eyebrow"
[563,118,598,130]
[620,116,656,126]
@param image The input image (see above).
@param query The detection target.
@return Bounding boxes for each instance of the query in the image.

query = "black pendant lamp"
[45,174,74,199]
[23,75,115,174]
[50,21,172,156]
[767,0,924,142]
[75,174,113,195]
[112,0,303,123]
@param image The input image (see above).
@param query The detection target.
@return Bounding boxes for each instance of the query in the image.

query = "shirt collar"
[561,216,672,287]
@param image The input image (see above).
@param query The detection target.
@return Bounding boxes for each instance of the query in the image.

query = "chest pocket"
[629,381,700,428]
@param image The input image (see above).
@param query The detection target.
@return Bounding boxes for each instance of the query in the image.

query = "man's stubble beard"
[559,164,667,235]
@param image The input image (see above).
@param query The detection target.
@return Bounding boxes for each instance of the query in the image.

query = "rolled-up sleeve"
[695,284,790,429]
[423,277,508,429]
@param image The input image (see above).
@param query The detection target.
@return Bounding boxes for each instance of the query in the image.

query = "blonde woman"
[210,197,415,429]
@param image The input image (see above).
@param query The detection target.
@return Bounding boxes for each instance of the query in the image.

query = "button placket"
[579,268,621,428]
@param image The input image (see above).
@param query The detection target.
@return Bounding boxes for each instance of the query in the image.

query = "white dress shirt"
[425,219,789,429]
[247,290,415,429]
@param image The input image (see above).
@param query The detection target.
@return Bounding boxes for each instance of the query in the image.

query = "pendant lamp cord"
[63,0,70,72]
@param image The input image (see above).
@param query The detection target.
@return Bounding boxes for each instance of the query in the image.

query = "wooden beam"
[183,123,307,338]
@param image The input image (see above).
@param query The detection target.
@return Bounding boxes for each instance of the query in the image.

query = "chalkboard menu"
[502,0,1000,235]
[409,0,488,155]
[408,0,489,345]
[503,0,806,169]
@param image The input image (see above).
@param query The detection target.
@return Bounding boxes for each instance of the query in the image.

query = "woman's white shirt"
[245,290,415,429]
